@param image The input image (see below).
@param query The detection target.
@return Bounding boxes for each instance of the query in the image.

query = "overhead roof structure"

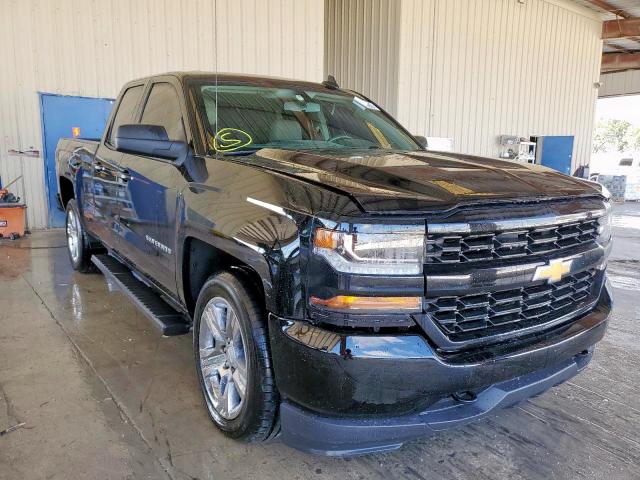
[574,0,640,72]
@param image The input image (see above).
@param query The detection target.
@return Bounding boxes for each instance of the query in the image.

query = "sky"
[591,94,640,172]
[595,94,640,127]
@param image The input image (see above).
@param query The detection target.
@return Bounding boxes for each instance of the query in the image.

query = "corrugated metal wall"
[398,0,603,170]
[324,0,400,115]
[599,70,640,98]
[326,0,603,172]
[0,0,324,229]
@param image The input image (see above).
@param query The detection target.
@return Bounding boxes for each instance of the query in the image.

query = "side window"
[141,83,186,142]
[107,85,144,145]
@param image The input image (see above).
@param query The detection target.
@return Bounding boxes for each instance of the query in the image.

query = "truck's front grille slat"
[425,269,599,342]
[426,218,600,264]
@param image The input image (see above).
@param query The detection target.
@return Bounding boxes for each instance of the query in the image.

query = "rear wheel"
[193,271,278,441]
[65,199,94,272]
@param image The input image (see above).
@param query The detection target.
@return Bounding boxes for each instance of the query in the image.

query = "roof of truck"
[128,71,334,90]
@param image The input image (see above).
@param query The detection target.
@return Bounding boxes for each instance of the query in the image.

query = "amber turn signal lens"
[310,295,421,311]
[313,228,339,249]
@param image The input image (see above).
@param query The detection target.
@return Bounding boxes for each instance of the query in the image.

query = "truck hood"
[247,148,602,214]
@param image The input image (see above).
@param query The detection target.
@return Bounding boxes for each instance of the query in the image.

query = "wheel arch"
[181,234,271,318]
[58,176,75,208]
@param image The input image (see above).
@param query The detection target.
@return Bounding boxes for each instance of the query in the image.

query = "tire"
[193,271,279,441]
[65,199,94,272]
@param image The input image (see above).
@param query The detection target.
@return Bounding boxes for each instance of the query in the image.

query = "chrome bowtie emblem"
[533,258,573,284]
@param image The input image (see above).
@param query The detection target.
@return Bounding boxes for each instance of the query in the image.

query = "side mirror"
[414,135,428,149]
[115,124,188,161]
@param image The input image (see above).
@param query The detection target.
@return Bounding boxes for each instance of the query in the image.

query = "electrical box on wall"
[426,137,454,152]
[498,135,536,163]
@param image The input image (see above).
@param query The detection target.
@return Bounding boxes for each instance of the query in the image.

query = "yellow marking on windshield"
[366,122,392,149]
[213,128,253,152]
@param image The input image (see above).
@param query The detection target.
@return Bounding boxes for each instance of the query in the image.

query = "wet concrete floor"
[1,203,640,480]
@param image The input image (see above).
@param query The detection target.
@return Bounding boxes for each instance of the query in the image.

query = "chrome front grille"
[425,269,599,342]
[426,218,600,264]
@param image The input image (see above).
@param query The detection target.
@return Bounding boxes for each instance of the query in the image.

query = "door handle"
[118,170,131,182]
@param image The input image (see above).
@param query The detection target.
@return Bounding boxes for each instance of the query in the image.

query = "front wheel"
[193,271,279,441]
[65,199,94,272]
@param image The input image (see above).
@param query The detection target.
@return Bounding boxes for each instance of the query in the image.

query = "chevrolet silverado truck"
[56,72,612,456]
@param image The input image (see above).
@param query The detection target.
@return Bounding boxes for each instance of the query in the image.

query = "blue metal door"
[538,135,574,176]
[40,93,114,227]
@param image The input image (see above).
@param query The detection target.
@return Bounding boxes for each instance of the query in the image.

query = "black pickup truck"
[56,72,612,456]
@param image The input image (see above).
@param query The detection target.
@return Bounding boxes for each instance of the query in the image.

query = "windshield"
[195,84,420,154]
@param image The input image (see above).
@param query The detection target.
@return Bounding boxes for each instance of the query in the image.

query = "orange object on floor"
[0,204,27,239]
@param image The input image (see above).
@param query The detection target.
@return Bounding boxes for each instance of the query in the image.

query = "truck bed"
[56,138,100,182]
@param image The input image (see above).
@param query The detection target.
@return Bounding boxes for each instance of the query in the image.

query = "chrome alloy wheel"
[66,209,80,263]
[199,297,248,420]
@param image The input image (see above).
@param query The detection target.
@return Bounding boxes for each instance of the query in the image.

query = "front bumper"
[268,285,611,456]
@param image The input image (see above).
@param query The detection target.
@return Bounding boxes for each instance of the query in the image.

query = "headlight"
[313,227,424,275]
[597,202,612,244]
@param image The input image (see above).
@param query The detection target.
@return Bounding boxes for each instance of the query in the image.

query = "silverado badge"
[533,258,573,284]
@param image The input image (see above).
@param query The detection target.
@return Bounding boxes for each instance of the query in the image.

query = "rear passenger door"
[116,80,187,293]
[89,83,144,250]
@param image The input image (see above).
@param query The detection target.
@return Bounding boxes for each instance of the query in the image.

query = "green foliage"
[593,119,640,153]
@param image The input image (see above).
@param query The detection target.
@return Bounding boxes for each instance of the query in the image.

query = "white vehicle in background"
[589,152,640,179]
[590,152,640,201]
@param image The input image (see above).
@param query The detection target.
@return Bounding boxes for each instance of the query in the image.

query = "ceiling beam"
[604,43,635,56]
[603,18,640,39]
[602,52,640,72]
[585,0,631,18]
[604,43,630,51]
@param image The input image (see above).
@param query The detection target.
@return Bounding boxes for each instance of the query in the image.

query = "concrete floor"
[1,204,640,480]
